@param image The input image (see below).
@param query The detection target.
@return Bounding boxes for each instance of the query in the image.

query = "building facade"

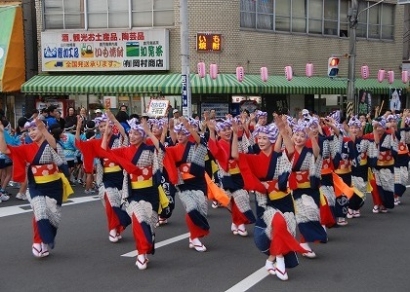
[23,0,407,120]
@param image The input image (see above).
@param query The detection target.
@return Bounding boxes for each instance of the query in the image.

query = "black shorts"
[67,160,75,168]
[0,158,12,169]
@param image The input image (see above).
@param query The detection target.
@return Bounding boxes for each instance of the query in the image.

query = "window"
[240,0,256,29]
[275,0,290,31]
[44,0,84,29]
[324,0,338,36]
[308,0,322,34]
[239,0,395,40]
[43,0,174,30]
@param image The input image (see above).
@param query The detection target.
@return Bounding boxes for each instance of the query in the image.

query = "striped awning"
[22,73,407,96]
[21,74,168,95]
[161,73,264,95]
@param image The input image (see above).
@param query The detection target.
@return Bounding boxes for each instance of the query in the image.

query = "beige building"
[22,0,407,119]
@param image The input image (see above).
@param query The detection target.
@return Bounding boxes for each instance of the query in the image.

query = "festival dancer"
[146,118,175,226]
[207,117,256,237]
[346,116,370,218]
[236,116,308,281]
[290,118,327,258]
[75,112,131,243]
[164,117,210,252]
[0,119,71,258]
[367,116,398,213]
[389,111,410,205]
[101,118,164,270]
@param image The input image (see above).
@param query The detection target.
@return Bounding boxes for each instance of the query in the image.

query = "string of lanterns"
[197,62,409,84]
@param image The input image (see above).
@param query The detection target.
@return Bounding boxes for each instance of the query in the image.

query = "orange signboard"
[196,33,222,52]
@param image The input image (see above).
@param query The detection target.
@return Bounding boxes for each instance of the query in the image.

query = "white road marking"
[224,267,268,292]
[0,195,99,218]
[121,232,190,257]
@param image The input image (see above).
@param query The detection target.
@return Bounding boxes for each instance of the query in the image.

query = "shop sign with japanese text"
[196,33,222,52]
[41,29,169,72]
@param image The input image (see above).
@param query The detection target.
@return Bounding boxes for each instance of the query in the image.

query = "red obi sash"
[289,170,310,190]
[228,160,240,175]
[31,163,60,183]
[335,159,351,175]
[265,179,289,200]
[179,162,194,180]
[398,142,408,155]
[102,158,121,173]
[321,157,333,175]
[130,166,153,189]
[377,150,394,166]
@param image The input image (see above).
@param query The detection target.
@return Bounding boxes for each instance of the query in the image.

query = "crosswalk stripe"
[224,267,268,292]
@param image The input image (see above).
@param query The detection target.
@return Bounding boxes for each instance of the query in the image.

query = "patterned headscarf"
[127,118,146,137]
[328,110,341,124]
[386,114,399,123]
[174,123,190,136]
[94,114,109,127]
[253,123,279,144]
[403,116,410,126]
[24,120,37,129]
[255,110,268,120]
[348,115,362,128]
[372,117,387,128]
[215,119,232,132]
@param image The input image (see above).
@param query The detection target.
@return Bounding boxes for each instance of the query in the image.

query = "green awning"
[161,73,264,95]
[21,74,168,95]
[355,79,407,95]
[22,73,407,96]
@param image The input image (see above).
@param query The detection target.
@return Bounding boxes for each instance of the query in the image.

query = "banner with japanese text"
[148,99,170,117]
[41,29,169,72]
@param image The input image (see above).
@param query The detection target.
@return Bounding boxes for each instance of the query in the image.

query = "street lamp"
[347,0,385,116]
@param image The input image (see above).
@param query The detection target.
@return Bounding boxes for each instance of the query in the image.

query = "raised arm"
[36,119,57,149]
[0,123,10,154]
[106,109,126,138]
[143,120,160,151]
[75,115,83,141]
[231,120,239,159]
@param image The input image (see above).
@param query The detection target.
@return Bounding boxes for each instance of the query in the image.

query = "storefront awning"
[161,73,265,95]
[22,73,407,96]
[250,76,407,95]
[21,74,169,95]
[0,4,25,92]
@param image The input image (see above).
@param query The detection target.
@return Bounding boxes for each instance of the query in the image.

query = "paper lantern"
[236,66,244,82]
[210,63,218,80]
[285,65,293,81]
[377,69,385,83]
[305,63,314,77]
[387,70,394,84]
[260,67,268,82]
[402,70,409,84]
[361,65,369,80]
[197,62,206,78]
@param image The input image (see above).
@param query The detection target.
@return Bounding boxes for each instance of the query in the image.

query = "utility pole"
[347,0,385,116]
[180,0,191,118]
[347,0,358,116]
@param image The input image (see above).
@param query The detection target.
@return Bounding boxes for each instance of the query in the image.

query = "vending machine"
[36,99,75,118]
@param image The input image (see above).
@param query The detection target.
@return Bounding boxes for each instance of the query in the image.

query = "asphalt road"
[1,185,410,292]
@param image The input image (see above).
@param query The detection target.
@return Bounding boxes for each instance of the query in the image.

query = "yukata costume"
[146,120,176,226]
[165,124,210,252]
[238,128,307,280]
[76,120,130,243]
[290,127,327,256]
[391,116,410,205]
[347,116,370,218]
[105,134,164,269]
[8,138,70,258]
[313,132,339,228]
[367,118,398,212]
[208,120,256,236]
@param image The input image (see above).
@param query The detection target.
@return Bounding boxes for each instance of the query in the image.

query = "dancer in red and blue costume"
[101,117,164,269]
[236,116,308,281]
[207,117,256,237]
